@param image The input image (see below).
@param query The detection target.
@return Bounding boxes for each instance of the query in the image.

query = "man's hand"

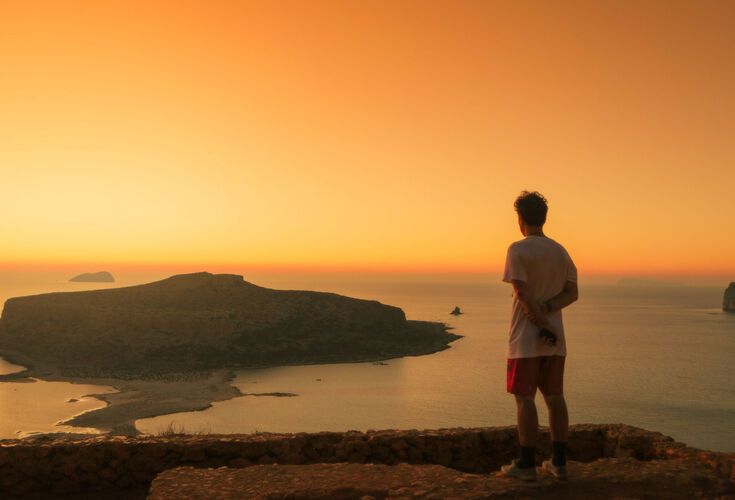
[511,280,552,329]
[511,280,560,346]
[533,300,552,321]
[524,304,549,326]
[539,327,557,347]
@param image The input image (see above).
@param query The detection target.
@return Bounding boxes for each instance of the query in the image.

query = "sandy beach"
[63,370,243,434]
[0,352,242,435]
[0,348,452,436]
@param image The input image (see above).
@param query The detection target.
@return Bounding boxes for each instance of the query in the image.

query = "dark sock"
[552,441,567,466]
[519,446,535,468]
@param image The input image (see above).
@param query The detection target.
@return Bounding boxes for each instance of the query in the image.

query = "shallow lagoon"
[0,374,116,438]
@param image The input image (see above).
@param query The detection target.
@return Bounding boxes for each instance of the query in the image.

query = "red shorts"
[507,355,565,397]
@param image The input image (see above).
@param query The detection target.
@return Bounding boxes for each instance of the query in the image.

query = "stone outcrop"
[0,425,732,498]
[69,271,115,283]
[724,283,735,312]
[0,273,460,377]
[149,459,733,499]
[450,306,462,316]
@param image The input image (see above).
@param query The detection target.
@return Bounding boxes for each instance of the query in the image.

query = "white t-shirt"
[502,235,577,359]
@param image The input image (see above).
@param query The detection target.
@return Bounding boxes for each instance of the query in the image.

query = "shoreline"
[0,367,243,436]
[65,369,243,435]
[0,339,462,437]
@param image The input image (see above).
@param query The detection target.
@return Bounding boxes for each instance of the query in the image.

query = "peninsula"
[0,272,461,433]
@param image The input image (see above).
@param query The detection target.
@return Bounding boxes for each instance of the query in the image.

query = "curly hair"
[514,191,548,226]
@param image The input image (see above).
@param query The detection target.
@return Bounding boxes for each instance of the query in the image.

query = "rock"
[0,425,734,498]
[723,283,735,312]
[99,467,118,482]
[69,272,115,283]
[450,306,462,315]
[228,458,251,468]
[0,273,461,377]
[147,459,735,499]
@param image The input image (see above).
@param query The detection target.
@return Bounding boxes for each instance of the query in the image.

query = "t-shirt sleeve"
[502,244,527,283]
[565,251,578,283]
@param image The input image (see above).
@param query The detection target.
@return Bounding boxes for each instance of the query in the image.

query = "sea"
[0,270,733,452]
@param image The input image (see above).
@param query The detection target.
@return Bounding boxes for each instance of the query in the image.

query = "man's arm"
[541,280,579,314]
[511,279,552,329]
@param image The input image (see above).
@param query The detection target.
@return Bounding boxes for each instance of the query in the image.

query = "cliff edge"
[1,425,733,498]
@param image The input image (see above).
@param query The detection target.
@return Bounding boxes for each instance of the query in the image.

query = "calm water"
[1,271,733,451]
[0,346,115,438]
[0,273,121,438]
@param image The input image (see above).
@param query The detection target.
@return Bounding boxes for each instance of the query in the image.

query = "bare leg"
[514,394,538,447]
[543,394,568,442]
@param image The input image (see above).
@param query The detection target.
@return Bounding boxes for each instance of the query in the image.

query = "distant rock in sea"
[0,272,461,377]
[450,306,462,315]
[69,272,115,283]
[723,283,735,312]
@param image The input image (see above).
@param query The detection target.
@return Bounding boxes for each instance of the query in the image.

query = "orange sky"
[1,1,734,277]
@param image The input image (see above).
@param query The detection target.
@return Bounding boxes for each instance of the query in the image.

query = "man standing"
[499,191,578,481]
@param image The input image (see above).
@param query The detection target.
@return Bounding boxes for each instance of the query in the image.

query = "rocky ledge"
[149,459,732,499]
[0,424,733,498]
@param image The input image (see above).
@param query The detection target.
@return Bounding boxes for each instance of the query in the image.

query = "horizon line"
[0,260,733,280]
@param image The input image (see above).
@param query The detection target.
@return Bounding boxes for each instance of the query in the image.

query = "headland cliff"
[0,272,459,378]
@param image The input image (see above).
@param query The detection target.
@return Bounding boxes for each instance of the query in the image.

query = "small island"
[69,271,115,283]
[0,272,461,433]
[724,283,735,312]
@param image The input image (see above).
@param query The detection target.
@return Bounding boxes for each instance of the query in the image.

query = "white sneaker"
[499,459,537,481]
[540,459,568,480]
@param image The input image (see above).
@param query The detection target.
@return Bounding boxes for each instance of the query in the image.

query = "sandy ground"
[65,370,243,435]
[0,358,242,435]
